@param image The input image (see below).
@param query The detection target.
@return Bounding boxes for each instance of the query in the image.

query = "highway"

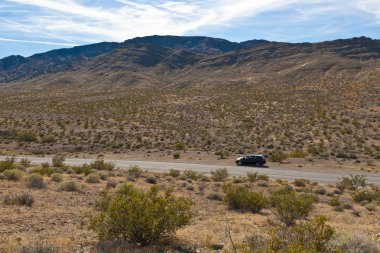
[1,156,379,185]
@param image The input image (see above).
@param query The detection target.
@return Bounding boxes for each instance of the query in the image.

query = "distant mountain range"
[0,35,379,91]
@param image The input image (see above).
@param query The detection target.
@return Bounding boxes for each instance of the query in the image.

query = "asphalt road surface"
[1,156,379,185]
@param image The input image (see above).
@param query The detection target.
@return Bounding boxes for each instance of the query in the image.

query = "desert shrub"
[50,173,63,182]
[215,150,229,159]
[18,243,59,253]
[72,165,92,175]
[257,180,269,187]
[26,173,46,189]
[329,233,380,253]
[20,158,31,168]
[127,165,143,177]
[4,193,34,207]
[90,158,115,171]
[186,185,194,191]
[41,135,57,144]
[365,203,377,211]
[173,152,181,159]
[270,152,288,162]
[0,157,16,172]
[166,169,181,178]
[90,184,192,246]
[17,130,37,142]
[329,197,340,207]
[265,215,335,252]
[223,184,267,213]
[52,154,65,167]
[99,171,109,180]
[289,150,309,158]
[211,168,229,182]
[352,189,380,203]
[247,171,258,182]
[207,192,223,201]
[336,175,367,191]
[270,187,315,226]
[3,169,23,181]
[106,179,118,188]
[183,170,201,181]
[145,175,157,184]
[342,202,353,209]
[60,180,81,192]
[257,174,269,181]
[314,187,326,195]
[31,165,55,176]
[293,178,310,187]
[86,173,100,184]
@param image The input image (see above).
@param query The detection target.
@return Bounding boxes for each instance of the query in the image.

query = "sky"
[0,0,380,58]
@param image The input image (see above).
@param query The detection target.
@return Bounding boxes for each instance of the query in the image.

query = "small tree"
[90,184,192,246]
[270,187,315,226]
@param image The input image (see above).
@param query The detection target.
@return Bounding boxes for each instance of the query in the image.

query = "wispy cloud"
[0,37,78,46]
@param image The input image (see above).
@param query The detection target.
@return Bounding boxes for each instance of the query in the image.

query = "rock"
[210,243,224,250]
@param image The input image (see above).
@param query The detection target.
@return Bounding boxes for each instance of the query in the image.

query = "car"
[235,154,267,167]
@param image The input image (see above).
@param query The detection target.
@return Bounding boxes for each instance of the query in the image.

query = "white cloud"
[0,37,77,46]
[2,0,380,45]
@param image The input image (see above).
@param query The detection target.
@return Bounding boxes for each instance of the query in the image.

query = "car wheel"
[237,161,243,166]
[255,162,261,167]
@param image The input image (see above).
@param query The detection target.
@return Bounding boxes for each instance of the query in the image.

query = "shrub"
[17,130,37,142]
[183,170,201,181]
[336,175,367,191]
[0,157,16,172]
[31,165,55,176]
[207,192,223,201]
[52,154,65,167]
[173,152,181,159]
[329,233,380,253]
[270,152,288,163]
[329,197,340,207]
[352,189,380,203]
[18,243,59,253]
[314,187,326,195]
[20,158,31,168]
[106,179,118,188]
[4,193,34,207]
[26,173,46,189]
[50,173,63,182]
[3,169,23,181]
[90,184,192,246]
[270,187,314,226]
[86,173,100,184]
[145,175,157,184]
[257,174,269,181]
[289,150,309,158]
[247,171,258,182]
[364,203,377,211]
[210,168,229,182]
[166,169,181,178]
[223,184,267,213]
[186,185,194,191]
[127,165,143,177]
[90,158,115,171]
[293,178,310,187]
[60,180,81,192]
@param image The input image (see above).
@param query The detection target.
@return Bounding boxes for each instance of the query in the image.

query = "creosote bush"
[336,175,367,191]
[270,187,315,226]
[89,158,115,171]
[4,193,34,207]
[0,157,16,172]
[50,173,63,182]
[3,169,23,181]
[52,154,66,167]
[90,184,192,246]
[223,184,267,213]
[127,165,143,178]
[60,180,81,192]
[86,173,100,184]
[26,173,46,189]
[210,168,229,182]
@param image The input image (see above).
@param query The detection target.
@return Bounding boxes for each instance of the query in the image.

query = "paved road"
[1,156,379,185]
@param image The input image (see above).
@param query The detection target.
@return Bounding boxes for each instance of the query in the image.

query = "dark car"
[235,154,267,167]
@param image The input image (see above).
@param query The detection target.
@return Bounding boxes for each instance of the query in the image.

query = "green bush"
[246,171,258,182]
[17,130,37,142]
[90,158,115,171]
[86,173,100,184]
[223,184,267,213]
[289,150,309,158]
[31,165,55,176]
[20,158,31,168]
[26,173,46,189]
[0,157,16,172]
[329,233,380,253]
[211,168,229,182]
[314,187,326,195]
[166,169,181,178]
[270,152,288,163]
[3,169,23,181]
[173,152,181,159]
[293,178,310,187]
[270,187,315,226]
[90,184,192,246]
[336,175,367,191]
[352,189,380,203]
[50,173,63,182]
[207,192,223,201]
[329,197,340,207]
[60,180,81,192]
[145,175,157,184]
[127,165,143,177]
[183,170,201,181]
[52,154,66,167]
[257,174,269,181]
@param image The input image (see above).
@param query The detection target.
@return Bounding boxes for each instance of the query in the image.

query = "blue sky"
[0,0,380,58]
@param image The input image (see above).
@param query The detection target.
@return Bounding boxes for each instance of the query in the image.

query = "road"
[1,156,380,185]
